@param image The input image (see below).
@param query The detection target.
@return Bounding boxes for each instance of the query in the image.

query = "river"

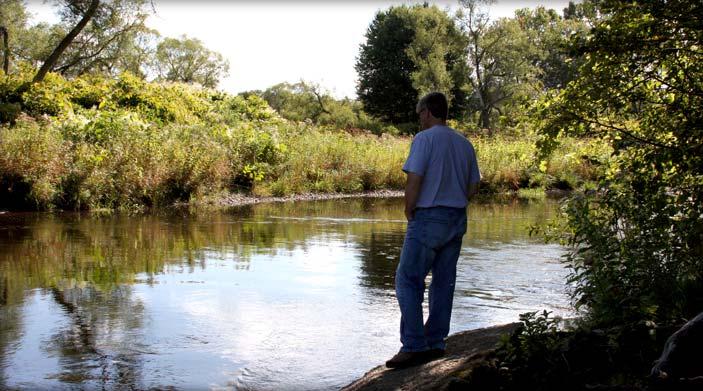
[0,197,572,390]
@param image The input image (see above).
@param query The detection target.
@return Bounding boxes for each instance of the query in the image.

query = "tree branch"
[54,24,133,74]
[33,0,100,83]
[565,109,680,151]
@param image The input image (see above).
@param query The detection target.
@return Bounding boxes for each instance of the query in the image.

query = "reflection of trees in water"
[357,230,405,291]
[467,199,556,244]
[0,201,406,387]
[0,296,22,389]
[0,199,556,303]
[46,283,146,387]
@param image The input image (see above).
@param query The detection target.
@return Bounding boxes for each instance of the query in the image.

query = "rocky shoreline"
[341,316,703,391]
[342,323,520,391]
[186,188,568,210]
[188,189,405,208]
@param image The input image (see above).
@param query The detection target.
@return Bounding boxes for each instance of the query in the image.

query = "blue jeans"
[395,206,467,352]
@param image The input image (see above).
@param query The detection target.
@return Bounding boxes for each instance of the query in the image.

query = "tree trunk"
[0,26,8,75]
[33,0,100,83]
[479,108,492,136]
[651,311,703,381]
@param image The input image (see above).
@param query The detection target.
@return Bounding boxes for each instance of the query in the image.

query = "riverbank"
[342,323,521,391]
[187,189,404,208]
[358,314,696,391]
[184,188,571,210]
[1,70,609,212]
[343,315,703,391]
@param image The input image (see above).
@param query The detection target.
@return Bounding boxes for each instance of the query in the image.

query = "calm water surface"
[0,198,572,390]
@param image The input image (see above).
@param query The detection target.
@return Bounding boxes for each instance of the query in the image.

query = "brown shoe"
[385,351,432,369]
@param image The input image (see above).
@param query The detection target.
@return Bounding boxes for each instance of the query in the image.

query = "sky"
[25,0,572,99]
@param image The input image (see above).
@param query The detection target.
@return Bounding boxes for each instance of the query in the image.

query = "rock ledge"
[342,323,520,391]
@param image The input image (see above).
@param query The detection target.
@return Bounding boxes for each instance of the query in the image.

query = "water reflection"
[45,284,146,386]
[0,197,570,390]
[357,230,404,290]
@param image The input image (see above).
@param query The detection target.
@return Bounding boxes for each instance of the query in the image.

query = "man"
[386,92,481,369]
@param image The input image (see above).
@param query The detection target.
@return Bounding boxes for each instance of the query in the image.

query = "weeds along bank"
[0,71,609,211]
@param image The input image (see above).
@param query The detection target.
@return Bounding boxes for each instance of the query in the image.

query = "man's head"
[416,92,448,130]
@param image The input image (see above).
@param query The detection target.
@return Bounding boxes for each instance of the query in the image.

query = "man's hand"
[404,206,415,222]
[405,172,423,221]
[467,182,479,201]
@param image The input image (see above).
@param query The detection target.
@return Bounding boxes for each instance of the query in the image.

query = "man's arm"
[467,182,479,201]
[405,172,423,221]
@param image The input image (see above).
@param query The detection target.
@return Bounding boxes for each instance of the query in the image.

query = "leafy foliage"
[485,311,672,390]
[0,116,68,208]
[1,1,227,88]
[0,68,411,210]
[154,35,230,88]
[48,0,155,78]
[356,4,470,125]
[514,6,589,90]
[536,0,703,326]
[254,81,387,133]
[0,66,600,210]
[459,1,589,132]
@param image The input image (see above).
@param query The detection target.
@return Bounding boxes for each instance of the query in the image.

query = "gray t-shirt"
[402,125,480,209]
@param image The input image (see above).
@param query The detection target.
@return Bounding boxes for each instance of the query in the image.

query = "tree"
[33,0,100,83]
[406,5,470,110]
[10,22,60,69]
[536,0,703,326]
[154,35,229,88]
[1,26,7,74]
[459,0,539,132]
[562,0,598,23]
[260,81,331,123]
[0,0,31,73]
[49,0,156,78]
[514,6,590,90]
[356,6,420,124]
[257,81,372,130]
[356,4,470,125]
[0,0,155,80]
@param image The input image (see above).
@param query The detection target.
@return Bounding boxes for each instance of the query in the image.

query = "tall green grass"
[260,128,407,196]
[473,134,611,193]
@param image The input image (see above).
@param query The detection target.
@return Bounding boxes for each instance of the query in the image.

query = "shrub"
[0,117,68,208]
[0,65,613,211]
[21,72,73,116]
[227,122,288,191]
[70,75,112,109]
[473,135,535,192]
[0,102,21,124]
[160,123,231,202]
[55,109,163,208]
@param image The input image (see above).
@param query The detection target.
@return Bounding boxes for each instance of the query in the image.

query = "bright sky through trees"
[25,0,570,98]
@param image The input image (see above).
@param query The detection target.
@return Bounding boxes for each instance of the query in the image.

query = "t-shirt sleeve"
[468,143,481,184]
[402,134,430,176]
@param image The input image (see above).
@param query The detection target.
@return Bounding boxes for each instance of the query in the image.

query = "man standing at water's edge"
[386,92,480,369]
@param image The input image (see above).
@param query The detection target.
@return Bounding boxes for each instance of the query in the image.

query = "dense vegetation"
[355,1,593,132]
[0,66,606,210]
[0,0,610,211]
[454,1,703,390]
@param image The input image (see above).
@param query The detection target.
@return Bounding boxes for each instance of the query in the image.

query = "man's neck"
[423,120,446,130]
